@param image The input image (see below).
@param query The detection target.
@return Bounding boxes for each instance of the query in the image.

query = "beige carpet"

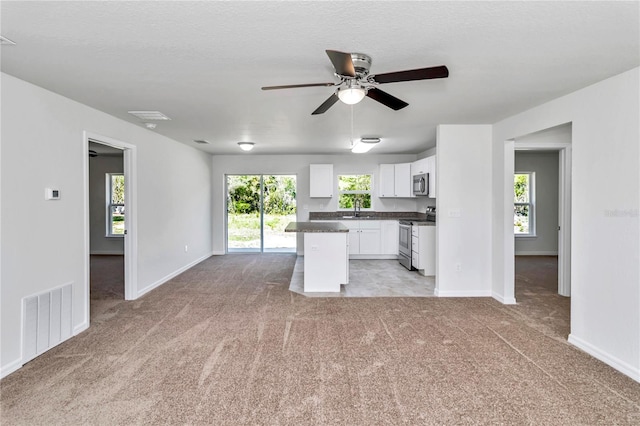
[1,254,639,425]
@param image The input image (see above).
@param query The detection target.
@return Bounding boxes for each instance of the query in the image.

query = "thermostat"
[45,188,60,200]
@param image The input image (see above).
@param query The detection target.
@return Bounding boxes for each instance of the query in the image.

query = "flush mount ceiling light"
[337,82,366,105]
[127,111,171,121]
[237,142,255,152]
[352,137,380,154]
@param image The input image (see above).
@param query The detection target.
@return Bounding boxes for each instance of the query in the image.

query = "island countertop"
[285,221,349,233]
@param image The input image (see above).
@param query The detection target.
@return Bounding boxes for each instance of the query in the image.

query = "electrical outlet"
[184,245,188,253]
[455,263,462,272]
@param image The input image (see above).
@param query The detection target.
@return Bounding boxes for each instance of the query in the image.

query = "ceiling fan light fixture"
[338,86,366,105]
[237,142,255,152]
[352,138,380,154]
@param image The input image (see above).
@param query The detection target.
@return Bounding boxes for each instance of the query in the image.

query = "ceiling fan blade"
[366,88,408,111]
[326,50,356,77]
[311,93,339,115]
[262,82,336,90]
[372,65,449,84]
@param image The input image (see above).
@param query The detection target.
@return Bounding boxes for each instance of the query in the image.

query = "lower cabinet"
[311,220,398,259]
[412,225,436,275]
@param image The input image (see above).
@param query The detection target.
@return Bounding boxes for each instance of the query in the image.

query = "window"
[514,172,535,236]
[338,174,372,210]
[107,173,125,237]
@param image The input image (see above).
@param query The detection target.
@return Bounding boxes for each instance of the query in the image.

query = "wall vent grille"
[22,284,72,363]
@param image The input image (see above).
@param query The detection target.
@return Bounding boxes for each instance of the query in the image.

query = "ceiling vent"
[0,36,16,45]
[193,139,211,145]
[127,111,171,121]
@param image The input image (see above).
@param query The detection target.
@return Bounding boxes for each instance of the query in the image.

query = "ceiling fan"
[261,50,449,115]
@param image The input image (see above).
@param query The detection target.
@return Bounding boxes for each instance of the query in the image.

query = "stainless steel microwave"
[413,173,429,196]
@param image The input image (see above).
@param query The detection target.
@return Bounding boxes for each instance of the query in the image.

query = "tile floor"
[289,257,435,297]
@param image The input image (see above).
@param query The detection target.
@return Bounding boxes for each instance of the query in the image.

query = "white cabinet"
[309,164,333,198]
[411,225,436,275]
[411,157,428,176]
[379,163,411,197]
[311,219,398,259]
[381,220,399,255]
[341,220,381,255]
[411,155,436,198]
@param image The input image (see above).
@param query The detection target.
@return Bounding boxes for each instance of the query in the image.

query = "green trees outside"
[227,175,296,215]
[514,173,530,233]
[227,175,296,250]
[338,174,371,209]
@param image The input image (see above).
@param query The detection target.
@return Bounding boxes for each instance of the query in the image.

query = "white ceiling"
[2,1,638,155]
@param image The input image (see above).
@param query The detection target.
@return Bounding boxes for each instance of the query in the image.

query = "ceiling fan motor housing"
[350,53,372,77]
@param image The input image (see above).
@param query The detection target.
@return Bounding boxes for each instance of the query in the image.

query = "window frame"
[514,171,536,237]
[337,174,373,211]
[106,173,125,238]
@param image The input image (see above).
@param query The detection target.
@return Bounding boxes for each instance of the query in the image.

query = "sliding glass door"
[226,175,296,253]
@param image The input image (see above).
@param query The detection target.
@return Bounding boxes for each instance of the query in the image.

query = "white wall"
[514,151,559,255]
[435,125,493,297]
[210,153,420,255]
[0,73,213,377]
[492,67,640,381]
[89,154,124,254]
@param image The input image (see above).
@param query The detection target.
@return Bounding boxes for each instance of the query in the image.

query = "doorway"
[83,132,138,329]
[226,175,296,253]
[88,142,125,308]
[508,123,572,301]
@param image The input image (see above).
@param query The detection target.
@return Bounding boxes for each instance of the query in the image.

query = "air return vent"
[23,284,72,363]
[127,111,171,121]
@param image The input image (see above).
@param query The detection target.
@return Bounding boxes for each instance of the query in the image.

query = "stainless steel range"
[398,207,436,270]
[398,220,412,269]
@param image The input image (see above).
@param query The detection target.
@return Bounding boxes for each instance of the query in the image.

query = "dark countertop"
[309,211,429,221]
[285,221,349,233]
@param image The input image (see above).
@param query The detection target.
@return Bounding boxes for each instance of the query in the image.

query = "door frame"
[510,139,572,298]
[224,174,297,253]
[83,131,138,327]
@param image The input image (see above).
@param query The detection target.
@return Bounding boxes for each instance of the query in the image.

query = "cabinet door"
[341,221,360,255]
[358,220,381,254]
[411,157,428,176]
[426,156,436,198]
[378,164,395,197]
[419,226,436,275]
[394,163,412,197]
[380,220,399,255]
[309,164,333,198]
[359,229,381,254]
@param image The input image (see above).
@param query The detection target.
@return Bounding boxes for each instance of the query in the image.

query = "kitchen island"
[285,221,349,292]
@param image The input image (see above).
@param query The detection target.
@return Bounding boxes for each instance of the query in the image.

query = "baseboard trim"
[434,289,493,297]
[568,333,640,383]
[90,250,124,255]
[211,251,225,255]
[492,292,517,305]
[74,322,89,336]
[1,358,23,379]
[515,251,558,256]
[136,253,212,298]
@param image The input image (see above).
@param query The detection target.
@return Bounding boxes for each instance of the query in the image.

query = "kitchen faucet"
[354,198,361,217]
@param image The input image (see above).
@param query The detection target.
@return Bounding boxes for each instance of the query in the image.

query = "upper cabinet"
[379,163,412,197]
[309,164,333,198]
[411,157,428,176]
